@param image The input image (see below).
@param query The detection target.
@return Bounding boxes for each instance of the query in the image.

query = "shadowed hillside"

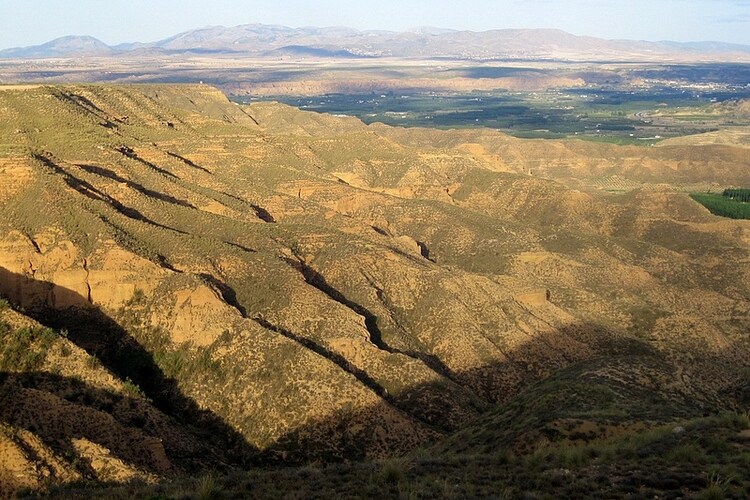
[0,266,258,465]
[0,83,748,497]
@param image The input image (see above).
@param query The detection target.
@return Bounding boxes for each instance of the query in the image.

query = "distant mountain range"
[2,24,750,61]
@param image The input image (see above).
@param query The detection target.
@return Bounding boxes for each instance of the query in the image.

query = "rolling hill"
[0,36,114,58]
[0,83,748,497]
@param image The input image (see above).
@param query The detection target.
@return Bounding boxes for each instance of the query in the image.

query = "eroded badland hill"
[0,84,748,498]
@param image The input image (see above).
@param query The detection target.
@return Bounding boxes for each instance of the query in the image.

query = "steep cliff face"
[0,84,748,492]
[0,230,163,309]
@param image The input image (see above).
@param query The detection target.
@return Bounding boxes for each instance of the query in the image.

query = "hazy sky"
[1,0,750,49]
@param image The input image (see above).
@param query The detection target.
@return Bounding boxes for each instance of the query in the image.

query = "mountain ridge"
[2,24,750,61]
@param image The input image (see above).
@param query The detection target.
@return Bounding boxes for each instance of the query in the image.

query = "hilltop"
[0,36,113,59]
[0,84,748,497]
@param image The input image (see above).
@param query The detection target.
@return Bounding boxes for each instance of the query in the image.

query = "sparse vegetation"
[47,412,750,498]
[195,473,223,500]
[378,457,409,485]
[122,377,146,399]
[1,83,749,498]
[0,319,58,371]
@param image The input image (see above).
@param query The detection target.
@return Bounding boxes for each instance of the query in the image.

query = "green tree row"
[723,188,750,203]
[691,193,750,220]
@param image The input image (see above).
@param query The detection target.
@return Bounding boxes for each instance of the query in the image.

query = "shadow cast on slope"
[77,164,196,209]
[0,370,211,477]
[166,151,213,174]
[0,266,257,470]
[281,255,458,384]
[262,317,749,464]
[2,267,746,473]
[33,153,188,236]
[116,146,179,180]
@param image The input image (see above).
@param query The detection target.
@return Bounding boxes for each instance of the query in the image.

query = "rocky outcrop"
[516,289,551,306]
[0,232,163,310]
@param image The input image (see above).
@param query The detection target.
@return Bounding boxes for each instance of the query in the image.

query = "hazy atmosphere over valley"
[0,1,749,498]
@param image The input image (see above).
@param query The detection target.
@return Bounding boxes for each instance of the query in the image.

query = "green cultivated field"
[691,189,750,219]
[235,86,750,144]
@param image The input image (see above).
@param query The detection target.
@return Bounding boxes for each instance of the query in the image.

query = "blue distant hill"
[2,24,749,61]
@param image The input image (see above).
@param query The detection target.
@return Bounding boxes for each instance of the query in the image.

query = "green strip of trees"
[691,190,750,220]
